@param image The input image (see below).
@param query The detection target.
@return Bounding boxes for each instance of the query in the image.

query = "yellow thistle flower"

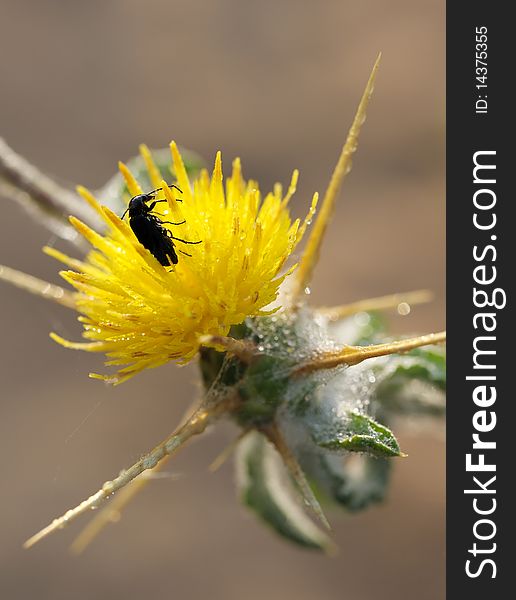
[44,142,317,384]
[0,55,447,551]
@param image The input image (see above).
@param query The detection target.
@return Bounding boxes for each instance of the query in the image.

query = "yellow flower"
[45,142,318,383]
[0,55,447,551]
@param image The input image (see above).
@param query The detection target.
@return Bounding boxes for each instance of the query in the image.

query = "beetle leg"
[147,199,168,211]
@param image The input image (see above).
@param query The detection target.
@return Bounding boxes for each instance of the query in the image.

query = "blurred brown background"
[0,1,445,599]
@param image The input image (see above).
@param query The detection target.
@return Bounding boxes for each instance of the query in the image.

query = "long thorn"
[70,397,202,553]
[318,289,434,320]
[263,424,331,530]
[24,400,235,549]
[0,137,99,233]
[0,264,76,308]
[289,54,381,304]
[294,331,446,375]
[70,458,173,555]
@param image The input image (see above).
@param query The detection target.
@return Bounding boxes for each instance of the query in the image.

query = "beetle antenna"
[148,183,183,195]
[121,207,129,220]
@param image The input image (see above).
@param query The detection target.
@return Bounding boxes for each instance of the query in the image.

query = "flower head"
[1,55,447,553]
[46,142,317,383]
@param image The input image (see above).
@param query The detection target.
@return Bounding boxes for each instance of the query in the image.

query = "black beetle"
[121,185,201,266]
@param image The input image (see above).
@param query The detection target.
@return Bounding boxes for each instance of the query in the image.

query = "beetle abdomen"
[129,216,178,266]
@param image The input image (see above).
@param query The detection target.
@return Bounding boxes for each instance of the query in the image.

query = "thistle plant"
[0,56,445,553]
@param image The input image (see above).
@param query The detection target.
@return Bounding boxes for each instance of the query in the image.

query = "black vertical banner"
[447,3,513,597]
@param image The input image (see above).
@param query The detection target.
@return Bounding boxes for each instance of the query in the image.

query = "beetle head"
[122,193,154,219]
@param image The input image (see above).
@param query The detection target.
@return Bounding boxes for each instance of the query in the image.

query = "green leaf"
[391,347,446,389]
[235,356,291,426]
[235,431,335,552]
[328,310,387,346]
[374,347,446,416]
[350,311,387,345]
[317,453,392,512]
[315,412,404,458]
